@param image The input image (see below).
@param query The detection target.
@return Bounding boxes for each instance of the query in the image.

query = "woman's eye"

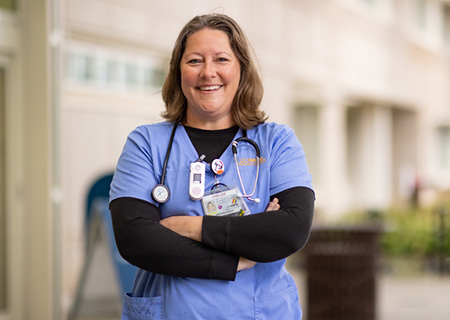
[217,57,228,62]
[188,59,201,64]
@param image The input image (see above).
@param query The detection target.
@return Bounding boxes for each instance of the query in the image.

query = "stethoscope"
[151,124,261,204]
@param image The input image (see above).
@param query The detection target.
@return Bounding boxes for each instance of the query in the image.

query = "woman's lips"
[197,85,223,91]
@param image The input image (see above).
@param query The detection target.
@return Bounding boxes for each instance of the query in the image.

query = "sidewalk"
[377,274,450,320]
[289,263,450,320]
[74,240,450,320]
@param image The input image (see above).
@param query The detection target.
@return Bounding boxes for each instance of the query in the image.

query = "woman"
[109,13,314,319]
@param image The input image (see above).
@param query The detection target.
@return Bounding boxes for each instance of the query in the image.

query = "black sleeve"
[201,187,314,262]
[109,197,239,280]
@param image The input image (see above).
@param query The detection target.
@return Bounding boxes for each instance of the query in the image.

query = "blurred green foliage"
[343,206,450,258]
[382,209,448,257]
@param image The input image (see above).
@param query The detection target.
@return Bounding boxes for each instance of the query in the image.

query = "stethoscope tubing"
[233,152,260,201]
[160,123,178,185]
[231,137,260,201]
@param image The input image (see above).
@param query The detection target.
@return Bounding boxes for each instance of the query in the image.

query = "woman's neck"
[184,114,236,130]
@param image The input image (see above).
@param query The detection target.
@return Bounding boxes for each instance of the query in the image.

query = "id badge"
[201,187,250,217]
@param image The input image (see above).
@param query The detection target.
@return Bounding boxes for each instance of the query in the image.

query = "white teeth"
[199,85,221,91]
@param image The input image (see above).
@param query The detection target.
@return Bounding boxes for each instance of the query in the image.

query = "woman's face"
[180,28,241,129]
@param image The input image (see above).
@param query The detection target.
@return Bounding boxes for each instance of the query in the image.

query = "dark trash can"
[304,226,381,320]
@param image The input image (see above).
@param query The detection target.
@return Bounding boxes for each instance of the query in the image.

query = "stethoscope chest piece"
[152,184,170,203]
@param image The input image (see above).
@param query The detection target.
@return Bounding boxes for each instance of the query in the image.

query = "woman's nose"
[200,61,216,79]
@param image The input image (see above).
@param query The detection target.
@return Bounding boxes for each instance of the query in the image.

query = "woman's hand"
[237,257,257,271]
[160,216,203,242]
[266,198,280,211]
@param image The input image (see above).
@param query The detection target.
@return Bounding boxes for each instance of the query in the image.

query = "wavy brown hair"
[161,14,266,129]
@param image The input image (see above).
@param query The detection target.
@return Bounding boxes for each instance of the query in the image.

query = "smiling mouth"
[197,85,223,91]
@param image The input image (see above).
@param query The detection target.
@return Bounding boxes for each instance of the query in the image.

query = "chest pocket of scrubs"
[254,286,301,320]
[122,293,164,320]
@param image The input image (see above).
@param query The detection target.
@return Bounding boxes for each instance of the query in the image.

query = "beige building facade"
[1,0,450,319]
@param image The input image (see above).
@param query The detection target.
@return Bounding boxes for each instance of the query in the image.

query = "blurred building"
[1,0,449,319]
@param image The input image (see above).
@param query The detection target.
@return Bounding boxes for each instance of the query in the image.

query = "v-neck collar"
[179,124,244,166]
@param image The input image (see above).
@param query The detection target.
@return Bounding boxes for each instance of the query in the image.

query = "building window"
[105,60,120,86]
[416,0,428,30]
[68,53,95,83]
[125,63,139,88]
[66,45,166,94]
[359,0,375,6]
[150,67,166,88]
[443,5,450,43]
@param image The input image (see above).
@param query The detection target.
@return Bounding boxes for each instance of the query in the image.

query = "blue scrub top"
[110,122,313,320]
